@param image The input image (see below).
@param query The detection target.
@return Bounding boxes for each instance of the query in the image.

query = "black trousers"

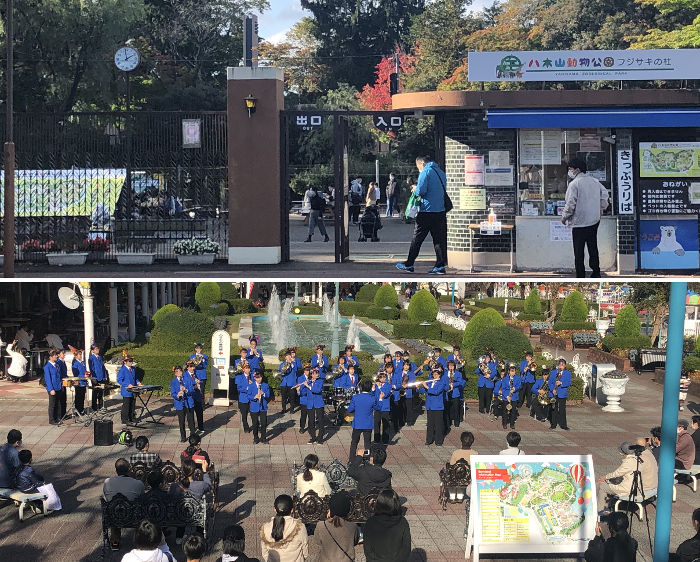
[92,386,105,410]
[308,407,325,441]
[251,411,268,440]
[405,394,417,425]
[193,400,204,430]
[121,396,136,424]
[177,408,196,440]
[59,388,67,418]
[48,392,61,423]
[478,386,492,414]
[280,386,294,413]
[373,410,390,444]
[447,397,462,427]
[390,398,403,432]
[552,397,568,429]
[426,409,444,445]
[75,386,86,414]
[572,221,601,278]
[533,400,552,422]
[238,401,250,432]
[501,404,519,428]
[405,211,448,268]
[299,405,308,431]
[350,429,372,460]
[350,204,361,223]
[519,382,533,408]
[198,378,207,401]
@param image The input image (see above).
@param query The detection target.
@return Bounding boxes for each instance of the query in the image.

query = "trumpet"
[192,353,204,367]
[276,360,293,379]
[317,356,325,369]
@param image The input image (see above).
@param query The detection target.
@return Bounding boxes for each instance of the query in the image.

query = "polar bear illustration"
[652,225,685,256]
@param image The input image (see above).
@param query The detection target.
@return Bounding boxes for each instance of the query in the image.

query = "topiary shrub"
[152,304,179,326]
[601,334,652,352]
[392,320,441,340]
[374,284,399,308]
[519,312,546,321]
[407,289,439,323]
[560,291,588,323]
[218,282,241,302]
[462,308,506,357]
[614,305,641,338]
[356,284,379,302]
[474,326,533,363]
[440,325,464,348]
[524,289,542,315]
[366,305,400,320]
[204,302,230,317]
[683,355,700,372]
[225,298,258,314]
[195,283,221,312]
[339,301,372,317]
[150,308,216,352]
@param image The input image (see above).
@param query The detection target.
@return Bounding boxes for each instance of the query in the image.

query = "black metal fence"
[0,111,228,261]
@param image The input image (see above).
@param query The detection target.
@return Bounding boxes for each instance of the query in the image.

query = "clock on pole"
[114,46,140,72]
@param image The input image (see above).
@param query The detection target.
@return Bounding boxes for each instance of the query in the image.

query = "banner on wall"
[639,142,700,178]
[639,217,699,270]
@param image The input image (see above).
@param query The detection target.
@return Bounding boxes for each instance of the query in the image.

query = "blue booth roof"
[486,107,700,128]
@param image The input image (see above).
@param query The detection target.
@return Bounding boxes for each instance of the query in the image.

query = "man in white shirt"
[561,157,609,278]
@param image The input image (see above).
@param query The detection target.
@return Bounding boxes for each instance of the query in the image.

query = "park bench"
[438,460,472,511]
[611,487,657,521]
[0,488,49,521]
[529,321,552,335]
[291,458,358,494]
[128,460,220,505]
[293,488,383,524]
[571,331,600,348]
[673,467,700,502]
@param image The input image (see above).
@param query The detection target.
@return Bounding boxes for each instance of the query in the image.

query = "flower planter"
[177,253,215,265]
[116,252,156,265]
[586,347,632,372]
[600,373,630,412]
[540,333,573,351]
[20,251,47,263]
[47,252,88,266]
[87,250,107,263]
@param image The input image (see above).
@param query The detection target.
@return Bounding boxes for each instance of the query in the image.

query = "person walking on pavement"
[349,178,364,224]
[385,173,398,217]
[561,157,609,278]
[396,156,448,275]
[304,186,330,242]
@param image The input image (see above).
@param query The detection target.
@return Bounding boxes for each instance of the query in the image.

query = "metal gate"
[0,111,228,261]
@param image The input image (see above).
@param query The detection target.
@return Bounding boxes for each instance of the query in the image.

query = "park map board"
[469,455,596,559]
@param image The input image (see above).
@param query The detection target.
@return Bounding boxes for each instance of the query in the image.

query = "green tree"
[614,305,642,337]
[474,326,532,362]
[523,288,542,315]
[407,289,439,322]
[462,307,505,357]
[195,282,221,311]
[560,291,588,323]
[374,284,399,308]
[628,283,670,345]
[629,0,700,47]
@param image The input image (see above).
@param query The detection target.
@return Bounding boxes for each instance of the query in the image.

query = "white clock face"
[114,47,140,72]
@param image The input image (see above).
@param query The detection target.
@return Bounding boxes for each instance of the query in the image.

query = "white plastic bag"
[37,483,62,512]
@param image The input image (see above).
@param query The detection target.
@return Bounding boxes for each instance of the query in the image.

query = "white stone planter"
[600,374,630,412]
[116,252,155,265]
[46,252,88,266]
[177,253,215,265]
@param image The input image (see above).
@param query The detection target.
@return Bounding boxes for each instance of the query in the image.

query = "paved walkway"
[0,348,696,561]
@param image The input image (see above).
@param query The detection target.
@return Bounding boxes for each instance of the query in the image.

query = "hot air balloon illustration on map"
[570,464,585,486]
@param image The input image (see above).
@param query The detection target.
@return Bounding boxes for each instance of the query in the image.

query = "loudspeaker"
[94,419,113,446]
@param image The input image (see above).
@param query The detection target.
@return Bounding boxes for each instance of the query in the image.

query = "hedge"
[462,308,506,357]
[407,289,439,323]
[223,298,257,314]
[392,320,442,340]
[356,284,379,302]
[474,297,526,312]
[614,305,641,338]
[195,283,221,312]
[366,305,400,320]
[440,325,464,348]
[552,321,597,331]
[683,355,700,372]
[218,283,240,302]
[374,284,398,308]
[294,304,322,314]
[473,326,533,364]
[560,291,588,323]
[204,302,229,317]
[339,301,372,317]
[519,313,546,321]
[152,304,179,326]
[149,308,217,352]
[601,334,652,352]
[524,290,542,315]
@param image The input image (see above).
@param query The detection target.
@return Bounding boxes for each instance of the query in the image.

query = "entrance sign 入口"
[465,155,485,186]
[469,455,596,561]
[373,113,404,132]
[617,150,634,214]
[468,49,700,82]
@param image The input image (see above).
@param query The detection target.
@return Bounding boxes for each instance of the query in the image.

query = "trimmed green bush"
[462,308,506,357]
[601,334,652,352]
[614,305,641,338]
[519,313,546,321]
[339,301,372,317]
[440,325,464,348]
[683,355,700,372]
[524,290,542,315]
[392,320,441,340]
[218,283,240,302]
[407,289,439,323]
[152,304,179,326]
[399,309,409,320]
[552,321,597,331]
[560,291,588,323]
[374,284,399,308]
[356,284,379,302]
[366,305,400,320]
[474,298,526,312]
[223,298,257,314]
[294,304,322,314]
[204,303,229,317]
[473,326,533,363]
[195,283,221,312]
[150,308,216,352]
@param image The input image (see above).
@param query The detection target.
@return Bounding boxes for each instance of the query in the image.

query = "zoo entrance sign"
[468,49,700,82]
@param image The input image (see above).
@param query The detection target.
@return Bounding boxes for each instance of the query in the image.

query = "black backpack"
[310,192,326,212]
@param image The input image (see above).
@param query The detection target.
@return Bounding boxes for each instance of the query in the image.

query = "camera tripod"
[623,452,654,554]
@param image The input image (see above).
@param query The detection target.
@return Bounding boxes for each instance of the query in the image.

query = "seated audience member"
[183,533,206,562]
[499,431,525,455]
[584,512,637,562]
[671,507,700,562]
[677,420,696,470]
[692,416,700,467]
[169,458,212,500]
[103,458,146,551]
[296,453,332,497]
[314,491,360,562]
[648,426,661,463]
[16,450,44,493]
[120,519,174,562]
[221,524,261,562]
[450,431,478,465]
[347,445,392,495]
[0,429,23,488]
[363,489,411,562]
[181,433,210,465]
[596,442,658,513]
[260,494,309,562]
[6,341,27,382]
[130,436,162,469]
[145,471,169,500]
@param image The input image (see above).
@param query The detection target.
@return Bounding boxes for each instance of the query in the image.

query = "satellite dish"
[58,286,80,310]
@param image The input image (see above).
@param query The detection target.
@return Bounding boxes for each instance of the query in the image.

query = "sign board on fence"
[469,455,596,561]
[480,221,502,235]
[468,49,700,82]
[639,142,700,178]
[465,155,485,186]
[210,329,231,406]
[182,119,202,148]
[460,188,486,210]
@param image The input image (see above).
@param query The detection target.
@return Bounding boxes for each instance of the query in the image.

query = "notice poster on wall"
[550,221,572,242]
[470,455,596,559]
[640,142,700,178]
[519,130,562,165]
[460,188,487,210]
[465,155,486,186]
[639,217,699,270]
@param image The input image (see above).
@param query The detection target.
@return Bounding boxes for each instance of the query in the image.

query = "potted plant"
[174,238,219,265]
[46,236,89,266]
[115,239,156,265]
[20,239,56,263]
[82,236,110,262]
[599,369,630,412]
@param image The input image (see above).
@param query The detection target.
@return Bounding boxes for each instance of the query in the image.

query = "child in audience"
[183,534,206,562]
[16,450,44,493]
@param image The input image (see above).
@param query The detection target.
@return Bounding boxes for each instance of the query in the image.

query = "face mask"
[567,170,577,179]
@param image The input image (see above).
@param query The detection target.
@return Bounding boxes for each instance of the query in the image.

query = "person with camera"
[347,445,392,496]
[670,507,700,562]
[584,511,637,562]
[596,441,657,515]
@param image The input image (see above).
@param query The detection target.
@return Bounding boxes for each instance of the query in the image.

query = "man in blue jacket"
[278,349,298,415]
[189,343,209,404]
[117,356,141,426]
[347,380,378,461]
[235,361,253,433]
[549,358,571,431]
[171,365,196,442]
[396,155,448,275]
[297,364,311,434]
[420,369,446,446]
[0,429,23,488]
[44,350,62,425]
[88,345,108,411]
[247,372,271,444]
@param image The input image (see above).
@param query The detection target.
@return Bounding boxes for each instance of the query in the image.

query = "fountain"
[322,294,333,324]
[267,286,292,350]
[346,315,361,351]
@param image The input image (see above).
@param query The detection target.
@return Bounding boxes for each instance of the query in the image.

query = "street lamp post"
[3,0,15,277]
[331,282,340,359]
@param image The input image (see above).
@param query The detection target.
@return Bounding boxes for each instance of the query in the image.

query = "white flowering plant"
[173,238,220,255]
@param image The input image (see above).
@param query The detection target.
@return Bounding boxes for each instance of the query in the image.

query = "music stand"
[59,379,88,425]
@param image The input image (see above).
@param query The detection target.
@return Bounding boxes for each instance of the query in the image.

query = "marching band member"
[343,345,360,371]
[373,371,392,444]
[290,348,303,411]
[246,335,264,374]
[171,366,196,442]
[231,348,249,401]
[186,361,205,433]
[248,371,270,444]
[117,355,141,426]
[303,367,326,444]
[476,355,495,414]
[445,360,465,429]
[297,364,311,434]
[311,345,330,380]
[447,345,465,374]
[89,345,108,411]
[44,349,62,425]
[399,355,419,425]
[70,347,88,415]
[392,351,403,372]
[519,350,533,378]
[549,358,571,431]
[56,349,68,419]
[519,351,536,408]
[496,364,522,430]
[531,367,553,423]
[278,349,299,414]
[332,356,348,389]
[490,362,507,419]
[387,362,404,433]
[189,343,209,404]
[431,347,448,372]
[339,364,359,390]
[420,369,446,446]
[347,379,378,462]
[235,361,253,433]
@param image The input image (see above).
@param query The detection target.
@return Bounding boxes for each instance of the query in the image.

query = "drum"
[344,387,358,400]
[333,387,347,399]
[62,377,80,387]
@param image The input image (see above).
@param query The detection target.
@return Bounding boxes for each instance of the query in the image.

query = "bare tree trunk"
[651,304,667,346]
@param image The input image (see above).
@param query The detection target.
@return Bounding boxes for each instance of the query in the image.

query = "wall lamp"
[244,94,257,117]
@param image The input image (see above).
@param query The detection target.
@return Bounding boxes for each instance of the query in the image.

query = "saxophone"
[505,375,515,411]
[276,360,293,379]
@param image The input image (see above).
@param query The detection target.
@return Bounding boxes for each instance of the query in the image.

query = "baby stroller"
[358,205,382,242]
